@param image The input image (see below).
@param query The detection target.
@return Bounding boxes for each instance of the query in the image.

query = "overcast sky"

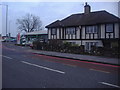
[0,1,119,37]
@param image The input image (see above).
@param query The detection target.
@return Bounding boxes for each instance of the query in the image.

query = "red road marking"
[33,53,120,68]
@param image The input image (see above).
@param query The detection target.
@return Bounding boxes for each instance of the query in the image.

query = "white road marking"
[99,82,120,88]
[21,61,65,74]
[90,69,110,73]
[2,55,13,59]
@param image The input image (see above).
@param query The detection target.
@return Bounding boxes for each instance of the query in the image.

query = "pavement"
[31,49,120,66]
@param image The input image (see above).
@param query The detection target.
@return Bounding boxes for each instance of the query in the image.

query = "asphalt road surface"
[2,42,120,88]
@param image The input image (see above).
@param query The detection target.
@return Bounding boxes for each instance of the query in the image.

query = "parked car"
[9,39,17,42]
[3,38,9,42]
[30,42,33,49]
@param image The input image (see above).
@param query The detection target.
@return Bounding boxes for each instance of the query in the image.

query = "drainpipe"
[79,26,82,45]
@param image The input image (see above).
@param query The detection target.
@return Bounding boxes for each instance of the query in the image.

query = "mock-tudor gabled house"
[45,3,120,51]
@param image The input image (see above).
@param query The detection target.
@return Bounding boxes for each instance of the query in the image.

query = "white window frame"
[66,27,75,35]
[86,26,98,34]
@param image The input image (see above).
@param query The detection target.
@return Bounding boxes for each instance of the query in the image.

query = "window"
[51,28,57,35]
[94,26,98,33]
[86,26,98,34]
[66,29,71,34]
[66,28,75,35]
[106,24,113,33]
[85,42,98,51]
[91,42,98,46]
[69,42,76,45]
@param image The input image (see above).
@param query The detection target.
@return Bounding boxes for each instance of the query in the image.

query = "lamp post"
[0,4,8,37]
[8,20,11,42]
[9,20,11,36]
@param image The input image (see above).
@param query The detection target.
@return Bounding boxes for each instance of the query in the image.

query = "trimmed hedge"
[32,40,85,54]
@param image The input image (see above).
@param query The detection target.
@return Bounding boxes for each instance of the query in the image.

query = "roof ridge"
[72,10,107,15]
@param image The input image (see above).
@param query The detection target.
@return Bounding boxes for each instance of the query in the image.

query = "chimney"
[84,2,91,14]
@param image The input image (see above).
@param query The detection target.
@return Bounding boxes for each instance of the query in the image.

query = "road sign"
[17,33,20,44]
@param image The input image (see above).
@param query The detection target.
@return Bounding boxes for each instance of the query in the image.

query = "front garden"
[31,39,119,58]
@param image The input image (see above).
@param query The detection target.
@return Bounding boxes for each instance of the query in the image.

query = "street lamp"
[0,4,8,37]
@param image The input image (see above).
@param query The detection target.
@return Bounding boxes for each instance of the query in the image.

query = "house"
[24,30,48,44]
[45,3,120,52]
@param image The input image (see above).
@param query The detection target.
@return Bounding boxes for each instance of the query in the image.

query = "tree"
[16,13,43,32]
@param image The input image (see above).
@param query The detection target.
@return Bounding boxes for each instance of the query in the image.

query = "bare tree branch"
[16,13,43,32]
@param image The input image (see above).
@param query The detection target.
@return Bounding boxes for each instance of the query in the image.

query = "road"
[2,42,120,88]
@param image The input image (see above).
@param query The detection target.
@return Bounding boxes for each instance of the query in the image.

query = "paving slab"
[31,50,120,66]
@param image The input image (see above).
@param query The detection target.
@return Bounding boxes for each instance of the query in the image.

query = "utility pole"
[9,20,11,42]
[6,5,8,37]
[0,4,8,37]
